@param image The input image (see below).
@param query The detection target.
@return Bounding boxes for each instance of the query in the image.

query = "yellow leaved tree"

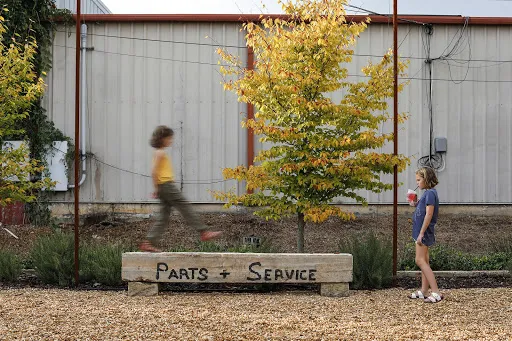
[0,10,53,207]
[215,0,410,252]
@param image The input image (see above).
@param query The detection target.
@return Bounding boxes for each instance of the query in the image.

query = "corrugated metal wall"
[45,21,512,204]
[54,0,111,14]
[428,25,512,204]
[46,22,247,203]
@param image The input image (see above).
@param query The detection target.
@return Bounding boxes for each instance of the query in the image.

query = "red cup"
[407,189,417,203]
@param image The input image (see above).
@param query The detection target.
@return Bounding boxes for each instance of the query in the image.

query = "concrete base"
[50,203,512,223]
[320,283,350,297]
[397,270,510,278]
[128,282,160,297]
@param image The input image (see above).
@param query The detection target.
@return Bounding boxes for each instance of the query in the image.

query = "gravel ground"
[1,287,511,340]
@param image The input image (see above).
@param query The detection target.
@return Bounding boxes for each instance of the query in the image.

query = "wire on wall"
[51,146,229,185]
[417,17,471,170]
[52,43,512,83]
[417,24,443,169]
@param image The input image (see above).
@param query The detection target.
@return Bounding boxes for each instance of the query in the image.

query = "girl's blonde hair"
[416,167,439,189]
[150,125,174,148]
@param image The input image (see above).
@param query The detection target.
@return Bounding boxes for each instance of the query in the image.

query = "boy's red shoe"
[139,241,162,252]
[200,231,222,241]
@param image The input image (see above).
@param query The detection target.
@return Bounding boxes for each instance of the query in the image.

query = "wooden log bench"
[122,252,353,297]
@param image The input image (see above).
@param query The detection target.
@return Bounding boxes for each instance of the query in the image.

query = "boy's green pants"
[147,182,206,245]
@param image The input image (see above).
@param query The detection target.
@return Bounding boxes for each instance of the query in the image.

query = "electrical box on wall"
[434,137,447,153]
[45,141,69,191]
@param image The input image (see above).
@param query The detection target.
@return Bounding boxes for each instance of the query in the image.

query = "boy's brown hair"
[150,125,174,148]
[416,167,439,189]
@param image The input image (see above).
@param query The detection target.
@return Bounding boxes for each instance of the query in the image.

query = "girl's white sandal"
[409,290,425,299]
[424,292,443,303]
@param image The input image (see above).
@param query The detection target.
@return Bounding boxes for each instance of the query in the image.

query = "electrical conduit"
[69,23,87,188]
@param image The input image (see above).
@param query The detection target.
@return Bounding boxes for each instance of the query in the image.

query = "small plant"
[169,240,275,253]
[168,245,192,252]
[0,250,22,282]
[81,243,130,286]
[228,239,275,253]
[30,231,75,286]
[196,242,226,253]
[340,232,393,290]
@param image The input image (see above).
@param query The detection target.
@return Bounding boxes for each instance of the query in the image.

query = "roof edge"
[74,14,512,25]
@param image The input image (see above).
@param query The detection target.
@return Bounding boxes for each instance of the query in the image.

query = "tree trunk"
[297,212,305,253]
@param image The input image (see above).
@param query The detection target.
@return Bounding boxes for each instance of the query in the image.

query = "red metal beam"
[392,0,399,279]
[76,14,512,25]
[77,14,288,22]
[74,0,82,286]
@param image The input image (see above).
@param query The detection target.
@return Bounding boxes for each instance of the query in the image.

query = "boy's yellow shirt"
[153,150,174,184]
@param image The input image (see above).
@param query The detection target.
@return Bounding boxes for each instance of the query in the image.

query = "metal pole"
[247,46,255,194]
[392,0,399,279]
[74,0,82,286]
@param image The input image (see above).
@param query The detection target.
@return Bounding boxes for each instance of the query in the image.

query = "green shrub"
[81,243,130,286]
[398,243,417,271]
[340,232,393,290]
[0,250,23,282]
[30,231,75,286]
[473,253,510,271]
[399,243,511,271]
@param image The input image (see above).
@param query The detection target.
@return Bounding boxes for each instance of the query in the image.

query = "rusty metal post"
[247,46,255,194]
[392,0,399,279]
[74,0,82,286]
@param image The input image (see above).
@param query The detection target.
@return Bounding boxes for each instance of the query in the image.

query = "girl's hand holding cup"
[407,189,417,206]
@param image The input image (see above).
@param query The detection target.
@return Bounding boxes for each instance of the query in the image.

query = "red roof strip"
[75,14,512,25]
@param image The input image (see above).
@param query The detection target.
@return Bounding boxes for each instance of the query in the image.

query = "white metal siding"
[45,22,512,204]
[46,22,246,203]
[427,25,512,204]
[54,0,111,14]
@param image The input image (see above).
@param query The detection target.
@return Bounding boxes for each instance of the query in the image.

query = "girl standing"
[408,167,443,303]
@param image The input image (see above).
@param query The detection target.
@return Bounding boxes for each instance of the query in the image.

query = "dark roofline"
[74,14,512,25]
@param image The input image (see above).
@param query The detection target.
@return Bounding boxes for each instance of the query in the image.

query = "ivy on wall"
[3,0,73,225]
